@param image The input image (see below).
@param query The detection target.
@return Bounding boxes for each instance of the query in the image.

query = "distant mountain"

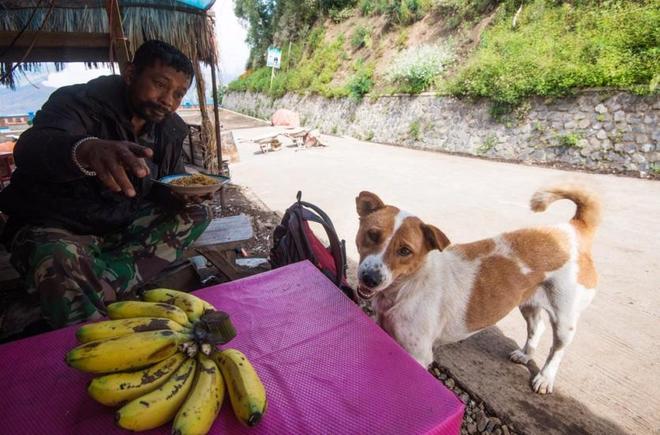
[0,71,55,116]
[0,68,225,116]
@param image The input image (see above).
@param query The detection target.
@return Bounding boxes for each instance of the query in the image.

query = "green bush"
[347,62,375,100]
[358,0,376,15]
[450,0,660,104]
[385,0,432,26]
[351,25,372,49]
[329,7,355,23]
[434,0,500,24]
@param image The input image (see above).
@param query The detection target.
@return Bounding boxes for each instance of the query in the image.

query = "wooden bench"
[185,214,257,281]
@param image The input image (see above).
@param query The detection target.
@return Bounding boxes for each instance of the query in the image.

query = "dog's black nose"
[360,269,382,288]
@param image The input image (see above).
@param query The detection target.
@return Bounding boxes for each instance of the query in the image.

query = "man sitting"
[0,40,212,329]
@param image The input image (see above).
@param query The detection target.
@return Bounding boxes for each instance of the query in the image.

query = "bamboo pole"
[105,0,130,73]
[192,60,216,173]
[210,62,223,175]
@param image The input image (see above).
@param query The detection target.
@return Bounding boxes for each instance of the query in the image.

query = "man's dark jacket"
[0,75,188,245]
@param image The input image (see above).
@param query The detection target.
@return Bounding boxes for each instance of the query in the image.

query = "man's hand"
[76,139,153,197]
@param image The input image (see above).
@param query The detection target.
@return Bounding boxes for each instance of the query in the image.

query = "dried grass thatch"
[0,1,217,86]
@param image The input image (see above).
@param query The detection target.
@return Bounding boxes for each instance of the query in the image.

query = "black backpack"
[270,192,355,301]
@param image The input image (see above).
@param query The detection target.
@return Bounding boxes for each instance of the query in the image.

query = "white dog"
[355,186,600,394]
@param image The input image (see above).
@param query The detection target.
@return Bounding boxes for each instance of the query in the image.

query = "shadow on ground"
[436,327,628,435]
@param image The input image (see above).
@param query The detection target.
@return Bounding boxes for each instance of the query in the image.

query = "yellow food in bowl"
[169,174,218,187]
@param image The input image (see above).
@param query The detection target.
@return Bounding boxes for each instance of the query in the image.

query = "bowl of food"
[155,173,229,196]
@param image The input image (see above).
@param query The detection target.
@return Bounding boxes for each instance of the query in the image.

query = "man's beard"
[133,101,171,122]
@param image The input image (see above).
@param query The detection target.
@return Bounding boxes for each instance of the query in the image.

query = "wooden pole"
[193,61,216,172]
[210,63,223,176]
[286,40,292,71]
[269,66,275,91]
[105,0,130,73]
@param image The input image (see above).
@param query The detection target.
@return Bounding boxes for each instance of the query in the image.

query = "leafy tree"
[234,0,277,68]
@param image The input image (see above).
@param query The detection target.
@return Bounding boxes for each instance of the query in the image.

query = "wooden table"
[0,261,464,434]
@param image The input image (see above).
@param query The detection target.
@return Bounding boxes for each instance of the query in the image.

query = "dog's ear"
[356,191,385,217]
[421,224,450,251]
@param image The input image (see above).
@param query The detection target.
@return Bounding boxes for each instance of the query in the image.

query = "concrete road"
[229,125,659,435]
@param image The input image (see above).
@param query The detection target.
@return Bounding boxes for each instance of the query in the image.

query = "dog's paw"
[532,373,554,394]
[509,349,530,365]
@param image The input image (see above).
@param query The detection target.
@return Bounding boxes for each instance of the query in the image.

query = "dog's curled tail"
[530,185,601,235]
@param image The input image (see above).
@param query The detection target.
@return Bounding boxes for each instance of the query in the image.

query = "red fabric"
[302,220,339,280]
[0,261,464,434]
[270,109,300,127]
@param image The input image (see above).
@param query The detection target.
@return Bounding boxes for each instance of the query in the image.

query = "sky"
[0,0,250,114]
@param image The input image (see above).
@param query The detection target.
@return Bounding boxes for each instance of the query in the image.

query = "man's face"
[125,60,191,123]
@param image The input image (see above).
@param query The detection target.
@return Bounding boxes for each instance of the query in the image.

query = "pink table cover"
[0,261,463,434]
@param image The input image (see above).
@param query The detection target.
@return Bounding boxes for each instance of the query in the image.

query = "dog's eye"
[397,246,412,257]
[367,229,381,243]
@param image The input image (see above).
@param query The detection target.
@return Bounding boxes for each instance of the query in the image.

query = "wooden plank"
[0,31,110,49]
[190,214,253,249]
[0,47,109,63]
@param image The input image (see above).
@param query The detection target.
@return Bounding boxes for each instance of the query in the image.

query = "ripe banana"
[143,288,208,322]
[214,348,267,427]
[107,300,191,326]
[172,354,225,435]
[116,358,197,431]
[87,352,187,406]
[76,317,189,343]
[66,330,188,373]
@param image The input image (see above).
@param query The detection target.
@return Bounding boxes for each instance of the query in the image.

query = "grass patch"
[477,133,497,155]
[228,33,347,99]
[477,133,498,154]
[409,119,422,140]
[556,132,583,148]
[450,0,660,104]
[351,25,373,50]
[396,28,409,50]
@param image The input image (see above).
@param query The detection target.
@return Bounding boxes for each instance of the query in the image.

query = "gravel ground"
[431,364,520,435]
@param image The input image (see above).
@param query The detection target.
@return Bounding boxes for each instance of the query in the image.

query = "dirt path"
[228,125,659,435]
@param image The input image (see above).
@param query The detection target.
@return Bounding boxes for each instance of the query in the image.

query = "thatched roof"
[0,0,218,87]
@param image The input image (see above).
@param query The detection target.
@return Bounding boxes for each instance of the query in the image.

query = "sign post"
[266,47,282,91]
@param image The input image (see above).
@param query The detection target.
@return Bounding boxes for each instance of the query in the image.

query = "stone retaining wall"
[223,91,659,178]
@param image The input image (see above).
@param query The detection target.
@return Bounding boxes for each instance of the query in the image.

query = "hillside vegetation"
[228,0,659,104]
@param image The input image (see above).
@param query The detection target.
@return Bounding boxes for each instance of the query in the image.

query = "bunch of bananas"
[65,289,267,434]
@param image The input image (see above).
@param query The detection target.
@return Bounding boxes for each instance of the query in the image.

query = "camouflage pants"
[9,203,212,328]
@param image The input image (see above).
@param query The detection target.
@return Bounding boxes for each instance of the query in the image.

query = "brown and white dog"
[355,186,600,394]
